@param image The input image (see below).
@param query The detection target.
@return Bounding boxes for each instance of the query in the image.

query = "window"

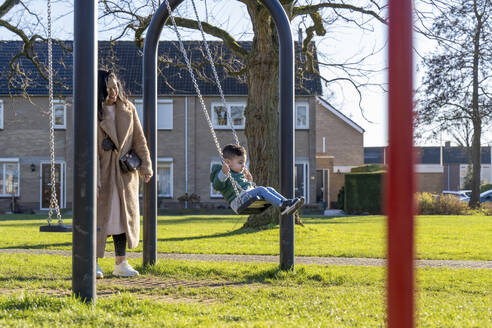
[157,159,173,197]
[0,159,20,196]
[53,100,66,129]
[211,102,246,129]
[295,102,309,129]
[0,99,3,129]
[210,161,223,198]
[295,160,309,201]
[134,99,173,130]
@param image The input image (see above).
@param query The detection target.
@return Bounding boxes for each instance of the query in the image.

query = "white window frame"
[157,158,173,198]
[295,101,309,129]
[39,160,66,209]
[134,99,173,130]
[53,99,67,130]
[0,158,20,197]
[0,99,4,129]
[295,159,309,203]
[211,101,246,130]
[210,160,224,198]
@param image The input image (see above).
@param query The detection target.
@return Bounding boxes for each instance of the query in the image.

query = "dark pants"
[112,233,126,256]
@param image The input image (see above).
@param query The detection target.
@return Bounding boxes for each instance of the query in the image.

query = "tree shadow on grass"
[1,242,72,250]
[0,215,72,222]
[0,276,72,283]
[0,222,73,228]
[242,267,284,284]
[157,216,247,225]
[301,217,382,225]
[157,227,259,243]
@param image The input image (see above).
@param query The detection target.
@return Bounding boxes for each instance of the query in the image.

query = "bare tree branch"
[293,2,386,25]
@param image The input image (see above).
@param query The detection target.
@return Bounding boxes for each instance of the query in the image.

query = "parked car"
[460,189,492,203]
[479,189,492,202]
[442,190,471,200]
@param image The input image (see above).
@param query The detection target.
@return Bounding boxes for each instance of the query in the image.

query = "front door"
[41,163,64,210]
[295,163,306,199]
[316,170,323,203]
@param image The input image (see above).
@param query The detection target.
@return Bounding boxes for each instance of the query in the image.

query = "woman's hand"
[244,169,253,182]
[140,173,152,183]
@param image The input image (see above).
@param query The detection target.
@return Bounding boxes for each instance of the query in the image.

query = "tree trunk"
[242,4,302,228]
[469,122,481,208]
[468,4,482,208]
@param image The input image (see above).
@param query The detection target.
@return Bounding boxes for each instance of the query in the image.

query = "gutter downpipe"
[185,96,189,209]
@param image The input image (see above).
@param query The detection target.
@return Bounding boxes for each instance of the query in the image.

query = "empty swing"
[40,0,71,232]
[164,0,270,215]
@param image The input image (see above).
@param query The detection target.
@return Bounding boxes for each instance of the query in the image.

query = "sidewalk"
[1,248,491,269]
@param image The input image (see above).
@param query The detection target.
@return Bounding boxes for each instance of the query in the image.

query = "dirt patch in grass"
[0,276,246,303]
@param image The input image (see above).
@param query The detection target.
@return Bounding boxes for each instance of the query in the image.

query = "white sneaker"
[96,263,104,279]
[112,260,139,277]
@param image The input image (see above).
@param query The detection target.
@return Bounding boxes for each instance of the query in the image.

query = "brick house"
[0,40,363,213]
[364,145,492,193]
[314,97,365,208]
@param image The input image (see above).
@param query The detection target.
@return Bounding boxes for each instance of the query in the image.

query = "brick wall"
[315,100,363,166]
[417,173,443,194]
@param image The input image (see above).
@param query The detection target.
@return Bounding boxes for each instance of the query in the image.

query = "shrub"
[417,192,435,215]
[436,194,469,215]
[480,202,492,215]
[416,192,469,215]
[480,184,492,193]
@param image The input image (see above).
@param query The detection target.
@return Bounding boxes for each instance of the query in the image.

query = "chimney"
[445,141,451,147]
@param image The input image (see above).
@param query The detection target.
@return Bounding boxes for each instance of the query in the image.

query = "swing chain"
[163,0,243,201]
[189,0,240,146]
[47,0,63,225]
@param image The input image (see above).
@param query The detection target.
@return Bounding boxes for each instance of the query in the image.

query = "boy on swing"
[210,144,304,215]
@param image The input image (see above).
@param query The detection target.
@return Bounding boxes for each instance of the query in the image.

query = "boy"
[210,144,304,215]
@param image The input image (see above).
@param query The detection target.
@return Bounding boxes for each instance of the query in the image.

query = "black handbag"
[119,150,141,173]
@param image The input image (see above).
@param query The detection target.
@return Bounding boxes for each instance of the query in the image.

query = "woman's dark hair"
[97,70,128,121]
[222,144,246,159]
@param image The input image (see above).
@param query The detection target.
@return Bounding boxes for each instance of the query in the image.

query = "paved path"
[1,248,491,269]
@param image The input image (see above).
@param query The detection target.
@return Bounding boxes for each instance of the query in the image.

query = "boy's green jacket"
[210,164,253,203]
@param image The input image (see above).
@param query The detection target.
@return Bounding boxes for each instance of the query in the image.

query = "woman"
[96,70,152,278]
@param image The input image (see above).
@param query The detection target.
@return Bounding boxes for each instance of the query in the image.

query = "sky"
[1,0,441,146]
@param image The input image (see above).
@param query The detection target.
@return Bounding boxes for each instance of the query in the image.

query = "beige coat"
[97,100,152,258]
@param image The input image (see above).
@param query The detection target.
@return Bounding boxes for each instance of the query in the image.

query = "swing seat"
[236,195,271,215]
[39,224,72,232]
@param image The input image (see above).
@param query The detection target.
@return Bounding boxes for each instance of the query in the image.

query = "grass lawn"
[0,254,490,327]
[0,214,491,260]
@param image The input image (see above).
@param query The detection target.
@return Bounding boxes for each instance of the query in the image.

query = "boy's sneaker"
[112,260,139,277]
[96,263,104,279]
[281,197,305,216]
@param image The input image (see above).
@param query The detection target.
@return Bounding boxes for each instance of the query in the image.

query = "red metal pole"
[387,0,415,327]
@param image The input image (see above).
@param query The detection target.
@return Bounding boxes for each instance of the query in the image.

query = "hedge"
[344,171,384,214]
[350,164,386,173]
[480,184,492,193]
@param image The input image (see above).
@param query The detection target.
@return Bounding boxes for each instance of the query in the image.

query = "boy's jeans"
[241,186,286,208]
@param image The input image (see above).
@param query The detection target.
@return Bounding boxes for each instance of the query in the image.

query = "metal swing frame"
[141,0,296,269]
